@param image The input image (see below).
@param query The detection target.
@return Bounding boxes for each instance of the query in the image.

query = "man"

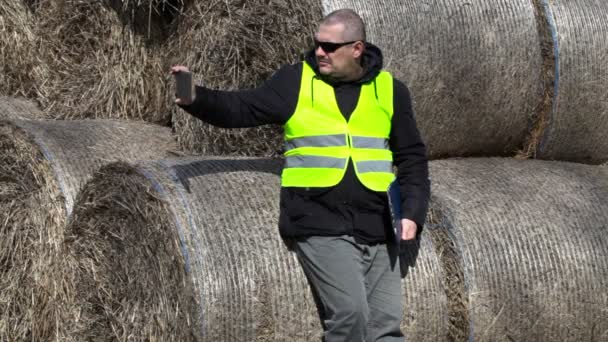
[172,8,429,342]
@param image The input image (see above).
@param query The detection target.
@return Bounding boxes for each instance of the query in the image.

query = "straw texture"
[537,0,608,164]
[31,1,169,123]
[0,119,177,341]
[65,157,452,341]
[169,0,322,156]
[321,0,543,158]
[429,158,608,341]
[0,0,44,98]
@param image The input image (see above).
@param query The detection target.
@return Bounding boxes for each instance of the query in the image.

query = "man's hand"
[170,65,195,105]
[401,218,418,241]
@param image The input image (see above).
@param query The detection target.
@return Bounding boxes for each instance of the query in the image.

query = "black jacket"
[180,43,430,244]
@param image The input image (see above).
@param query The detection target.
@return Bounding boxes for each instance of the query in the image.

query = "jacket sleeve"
[389,79,431,232]
[178,64,301,127]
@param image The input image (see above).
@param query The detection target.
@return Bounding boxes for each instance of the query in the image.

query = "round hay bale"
[63,157,453,341]
[31,0,169,123]
[0,0,48,98]
[321,0,544,158]
[535,0,608,164]
[0,119,177,341]
[0,96,44,120]
[429,158,608,341]
[169,0,322,156]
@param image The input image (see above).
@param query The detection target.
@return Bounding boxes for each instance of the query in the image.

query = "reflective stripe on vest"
[356,160,393,173]
[285,155,348,169]
[284,134,346,151]
[351,136,390,150]
[281,62,395,191]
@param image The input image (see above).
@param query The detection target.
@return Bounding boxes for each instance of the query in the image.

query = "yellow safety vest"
[281,62,395,192]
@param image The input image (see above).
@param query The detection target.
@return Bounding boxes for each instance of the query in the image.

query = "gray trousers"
[293,235,405,342]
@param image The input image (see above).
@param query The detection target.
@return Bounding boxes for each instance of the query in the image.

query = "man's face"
[314,23,362,80]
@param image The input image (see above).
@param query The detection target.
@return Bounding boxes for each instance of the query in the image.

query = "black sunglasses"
[314,39,360,53]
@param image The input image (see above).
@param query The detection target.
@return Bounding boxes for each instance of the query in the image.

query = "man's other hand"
[170,65,195,105]
[401,218,417,241]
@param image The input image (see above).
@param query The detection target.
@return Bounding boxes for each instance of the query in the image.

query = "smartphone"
[175,71,193,104]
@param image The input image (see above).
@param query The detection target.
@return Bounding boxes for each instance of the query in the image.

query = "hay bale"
[169,0,322,156]
[0,119,177,341]
[535,0,608,164]
[31,0,169,123]
[0,96,44,120]
[0,0,47,98]
[429,158,608,341]
[63,157,453,341]
[321,0,544,158]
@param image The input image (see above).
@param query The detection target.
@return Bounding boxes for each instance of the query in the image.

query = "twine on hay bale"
[0,0,47,98]
[63,157,456,341]
[534,0,608,164]
[428,158,608,341]
[321,0,543,159]
[0,96,45,120]
[169,0,322,156]
[0,119,177,341]
[30,0,170,123]
[518,0,557,160]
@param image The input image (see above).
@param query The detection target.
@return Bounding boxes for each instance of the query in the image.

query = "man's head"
[314,9,366,81]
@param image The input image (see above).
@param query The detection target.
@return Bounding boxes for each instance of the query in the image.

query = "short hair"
[320,9,366,42]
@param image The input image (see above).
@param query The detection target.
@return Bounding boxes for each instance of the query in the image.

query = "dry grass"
[0,0,47,99]
[63,162,199,341]
[0,118,179,341]
[169,0,322,156]
[2,0,321,149]
[61,157,322,341]
[27,0,170,123]
[427,207,469,342]
[0,123,67,341]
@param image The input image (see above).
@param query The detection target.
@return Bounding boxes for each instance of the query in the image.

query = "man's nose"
[315,46,326,57]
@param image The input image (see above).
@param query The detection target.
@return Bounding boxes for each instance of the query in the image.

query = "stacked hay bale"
[0,119,176,341]
[428,158,608,341]
[62,157,452,341]
[533,0,608,164]
[0,0,46,98]
[55,157,608,341]
[169,0,322,156]
[321,0,543,158]
[29,0,169,123]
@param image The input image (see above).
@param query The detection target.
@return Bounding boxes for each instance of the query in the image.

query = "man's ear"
[352,41,365,59]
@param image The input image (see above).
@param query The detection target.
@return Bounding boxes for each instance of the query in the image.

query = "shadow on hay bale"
[322,0,543,159]
[429,158,608,341]
[106,0,185,44]
[0,119,177,341]
[63,157,453,341]
[533,0,608,164]
[168,0,322,156]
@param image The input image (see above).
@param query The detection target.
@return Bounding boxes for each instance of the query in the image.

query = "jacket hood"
[304,42,384,85]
